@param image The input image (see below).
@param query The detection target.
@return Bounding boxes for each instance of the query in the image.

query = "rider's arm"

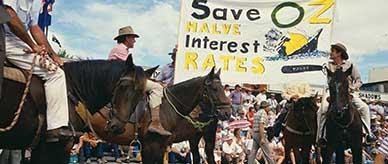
[350,64,362,91]
[4,6,39,51]
[29,26,54,53]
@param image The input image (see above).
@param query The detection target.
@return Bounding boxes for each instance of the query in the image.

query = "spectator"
[234,128,247,163]
[156,45,176,87]
[222,134,243,163]
[224,85,231,97]
[96,143,121,163]
[267,93,279,113]
[73,132,104,163]
[247,107,256,128]
[229,85,243,117]
[256,89,267,105]
[248,101,275,164]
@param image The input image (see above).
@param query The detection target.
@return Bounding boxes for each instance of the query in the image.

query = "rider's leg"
[6,52,70,137]
[317,94,329,145]
[352,94,375,142]
[145,79,171,136]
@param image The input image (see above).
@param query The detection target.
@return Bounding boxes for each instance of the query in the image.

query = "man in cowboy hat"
[317,43,375,145]
[156,45,176,87]
[108,25,171,136]
[248,101,275,164]
[108,26,139,61]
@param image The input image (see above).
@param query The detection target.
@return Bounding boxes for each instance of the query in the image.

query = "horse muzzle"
[216,105,232,121]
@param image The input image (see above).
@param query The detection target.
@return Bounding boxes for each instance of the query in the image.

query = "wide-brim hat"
[260,101,270,108]
[114,26,139,40]
[331,43,348,60]
[282,84,312,101]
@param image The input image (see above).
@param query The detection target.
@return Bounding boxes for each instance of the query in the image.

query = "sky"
[48,0,388,83]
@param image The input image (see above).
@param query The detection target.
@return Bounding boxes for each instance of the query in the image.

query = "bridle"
[106,72,138,126]
[163,78,230,130]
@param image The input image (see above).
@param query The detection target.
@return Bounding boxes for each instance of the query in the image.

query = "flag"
[38,0,55,33]
[52,34,61,48]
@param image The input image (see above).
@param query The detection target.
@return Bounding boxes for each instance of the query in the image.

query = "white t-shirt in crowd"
[222,141,242,154]
[256,93,267,104]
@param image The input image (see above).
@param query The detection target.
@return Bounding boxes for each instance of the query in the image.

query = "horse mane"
[64,60,127,112]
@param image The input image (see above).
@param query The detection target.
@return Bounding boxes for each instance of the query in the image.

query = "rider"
[155,45,176,87]
[108,25,171,136]
[317,43,375,145]
[3,0,71,137]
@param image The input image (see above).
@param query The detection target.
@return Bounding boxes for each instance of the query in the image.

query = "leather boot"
[148,106,172,136]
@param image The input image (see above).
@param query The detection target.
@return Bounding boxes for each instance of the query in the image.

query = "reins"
[0,55,37,132]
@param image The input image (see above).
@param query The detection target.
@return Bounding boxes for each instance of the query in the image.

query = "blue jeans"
[96,143,120,159]
[232,104,241,116]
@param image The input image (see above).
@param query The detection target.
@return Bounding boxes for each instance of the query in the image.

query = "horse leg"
[301,144,311,164]
[335,144,345,164]
[321,146,333,164]
[283,143,292,164]
[189,134,202,164]
[350,137,363,164]
[204,124,217,164]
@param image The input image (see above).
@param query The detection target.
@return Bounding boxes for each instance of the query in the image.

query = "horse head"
[326,65,353,118]
[200,67,232,121]
[105,55,158,136]
[293,93,319,114]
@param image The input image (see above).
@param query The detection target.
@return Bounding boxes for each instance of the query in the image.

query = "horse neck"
[167,77,204,115]
[64,60,125,113]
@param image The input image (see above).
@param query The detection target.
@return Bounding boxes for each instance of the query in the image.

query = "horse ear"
[126,54,135,70]
[314,92,319,102]
[345,64,353,77]
[216,68,221,76]
[207,67,216,78]
[145,66,159,78]
[326,66,333,77]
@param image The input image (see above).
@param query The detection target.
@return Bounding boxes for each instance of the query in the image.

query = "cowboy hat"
[114,26,139,40]
[282,84,312,101]
[260,101,270,108]
[331,43,349,60]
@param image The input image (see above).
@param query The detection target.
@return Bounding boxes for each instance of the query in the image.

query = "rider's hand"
[23,45,48,56]
[51,53,64,66]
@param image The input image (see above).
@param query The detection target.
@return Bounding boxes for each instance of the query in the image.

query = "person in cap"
[318,43,375,145]
[3,0,72,137]
[222,133,242,163]
[155,45,176,87]
[108,26,171,136]
[248,101,275,164]
[108,26,139,61]
[229,84,243,117]
[267,93,278,113]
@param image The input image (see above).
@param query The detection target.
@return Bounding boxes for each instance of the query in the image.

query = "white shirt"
[4,0,41,53]
[156,63,174,86]
[222,141,242,154]
[256,93,267,104]
[267,98,278,109]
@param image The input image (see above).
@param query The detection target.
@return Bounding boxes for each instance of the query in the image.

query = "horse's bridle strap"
[163,88,213,130]
[285,125,313,136]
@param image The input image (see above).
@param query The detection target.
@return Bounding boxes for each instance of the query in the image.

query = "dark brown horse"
[283,95,319,164]
[0,55,154,163]
[321,65,362,164]
[104,67,231,164]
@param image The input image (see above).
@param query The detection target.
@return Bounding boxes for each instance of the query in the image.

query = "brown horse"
[321,66,362,164]
[283,95,319,164]
[101,67,232,164]
[0,55,154,163]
